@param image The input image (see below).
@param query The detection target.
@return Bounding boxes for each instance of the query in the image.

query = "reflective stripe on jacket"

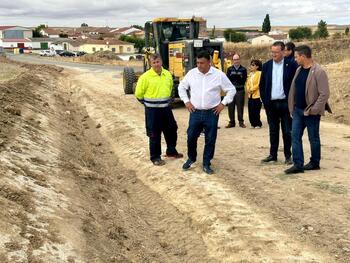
[135,67,173,108]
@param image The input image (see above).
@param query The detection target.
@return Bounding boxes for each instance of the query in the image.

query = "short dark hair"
[250,59,262,71]
[196,50,211,61]
[295,45,312,58]
[150,53,162,61]
[285,42,295,56]
[272,41,285,50]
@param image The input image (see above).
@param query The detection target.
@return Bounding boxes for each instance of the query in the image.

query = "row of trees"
[119,35,145,53]
[223,14,348,43]
[223,29,247,42]
[289,20,329,41]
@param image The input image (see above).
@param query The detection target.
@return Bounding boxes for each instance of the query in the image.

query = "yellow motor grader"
[123,17,231,96]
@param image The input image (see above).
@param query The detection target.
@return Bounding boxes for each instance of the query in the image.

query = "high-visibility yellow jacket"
[135,67,173,108]
[246,71,261,99]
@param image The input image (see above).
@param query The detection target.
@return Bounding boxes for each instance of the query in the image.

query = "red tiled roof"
[73,38,133,46]
[111,27,142,34]
[44,29,60,35]
[73,27,113,34]
[270,34,288,40]
[2,38,31,42]
[0,26,15,30]
[111,27,130,33]
[84,38,133,45]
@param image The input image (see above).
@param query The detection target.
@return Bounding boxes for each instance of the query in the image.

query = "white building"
[110,26,145,38]
[40,28,60,38]
[249,34,289,46]
[0,26,33,49]
[249,35,275,46]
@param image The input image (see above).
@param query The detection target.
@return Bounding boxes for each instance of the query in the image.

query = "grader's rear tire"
[123,67,136,94]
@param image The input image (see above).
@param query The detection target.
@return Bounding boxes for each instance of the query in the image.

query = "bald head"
[232,54,241,67]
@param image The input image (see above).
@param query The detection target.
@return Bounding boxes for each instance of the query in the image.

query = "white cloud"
[0,0,349,27]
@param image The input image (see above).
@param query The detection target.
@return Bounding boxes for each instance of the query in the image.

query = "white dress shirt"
[271,59,286,100]
[178,67,236,110]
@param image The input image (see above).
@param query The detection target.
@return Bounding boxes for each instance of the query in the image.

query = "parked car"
[55,50,65,55]
[75,51,87,57]
[39,50,54,57]
[59,51,76,57]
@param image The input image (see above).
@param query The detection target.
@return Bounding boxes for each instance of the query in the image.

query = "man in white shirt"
[259,41,298,164]
[178,50,236,174]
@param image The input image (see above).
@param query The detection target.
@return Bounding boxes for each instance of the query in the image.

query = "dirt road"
[1,58,349,262]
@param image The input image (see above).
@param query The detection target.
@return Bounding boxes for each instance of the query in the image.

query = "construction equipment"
[123,17,231,96]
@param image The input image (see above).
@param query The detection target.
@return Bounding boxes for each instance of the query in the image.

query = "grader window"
[161,23,190,41]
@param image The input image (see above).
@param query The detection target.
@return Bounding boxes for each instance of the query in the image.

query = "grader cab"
[123,17,230,95]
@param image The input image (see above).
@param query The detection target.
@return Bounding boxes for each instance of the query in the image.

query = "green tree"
[32,24,46,37]
[345,27,349,36]
[132,24,144,30]
[314,20,329,39]
[119,35,145,52]
[81,23,88,27]
[262,14,271,33]
[210,25,216,39]
[223,29,247,42]
[59,33,68,38]
[289,27,312,41]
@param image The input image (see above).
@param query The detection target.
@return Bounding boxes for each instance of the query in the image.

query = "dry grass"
[224,39,350,125]
[324,60,350,125]
[224,38,350,66]
[46,55,143,67]
[76,55,143,67]
[0,59,26,83]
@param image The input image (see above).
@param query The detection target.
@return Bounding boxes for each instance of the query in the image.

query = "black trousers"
[265,100,292,159]
[228,89,245,125]
[248,98,262,127]
[145,107,178,161]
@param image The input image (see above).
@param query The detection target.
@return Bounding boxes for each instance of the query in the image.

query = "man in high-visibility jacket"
[135,54,183,166]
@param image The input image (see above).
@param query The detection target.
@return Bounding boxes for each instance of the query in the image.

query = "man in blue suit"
[260,41,298,164]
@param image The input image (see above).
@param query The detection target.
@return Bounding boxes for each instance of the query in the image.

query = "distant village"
[0,25,144,58]
[0,18,347,58]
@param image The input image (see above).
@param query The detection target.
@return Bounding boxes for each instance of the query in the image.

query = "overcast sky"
[0,0,349,28]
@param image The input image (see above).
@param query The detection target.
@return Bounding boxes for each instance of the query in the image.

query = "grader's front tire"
[123,67,136,94]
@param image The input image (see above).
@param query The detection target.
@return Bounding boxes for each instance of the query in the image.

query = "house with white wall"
[76,38,135,54]
[0,26,33,49]
[40,28,60,38]
[249,34,288,46]
[110,26,145,38]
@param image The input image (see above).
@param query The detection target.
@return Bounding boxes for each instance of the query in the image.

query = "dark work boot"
[261,155,277,163]
[303,162,320,170]
[284,165,304,174]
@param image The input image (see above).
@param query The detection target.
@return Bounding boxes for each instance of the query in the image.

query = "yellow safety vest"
[135,67,173,107]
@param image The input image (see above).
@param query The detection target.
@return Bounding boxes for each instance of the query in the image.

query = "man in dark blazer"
[260,41,298,164]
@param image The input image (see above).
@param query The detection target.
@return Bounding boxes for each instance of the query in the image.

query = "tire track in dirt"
[70,73,331,263]
[120,172,215,263]
[59,76,214,263]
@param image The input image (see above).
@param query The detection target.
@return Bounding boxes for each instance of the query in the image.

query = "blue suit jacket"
[259,58,298,110]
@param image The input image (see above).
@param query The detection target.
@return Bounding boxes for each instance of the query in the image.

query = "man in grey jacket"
[285,45,332,174]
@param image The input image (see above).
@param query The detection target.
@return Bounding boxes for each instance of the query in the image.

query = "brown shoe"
[239,123,246,128]
[225,123,235,128]
[166,153,184,159]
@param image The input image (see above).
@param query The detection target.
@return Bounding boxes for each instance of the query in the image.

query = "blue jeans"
[187,110,219,166]
[292,107,321,168]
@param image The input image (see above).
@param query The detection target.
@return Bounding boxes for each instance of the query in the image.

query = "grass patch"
[311,181,348,194]
[276,173,299,181]
[0,62,25,83]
